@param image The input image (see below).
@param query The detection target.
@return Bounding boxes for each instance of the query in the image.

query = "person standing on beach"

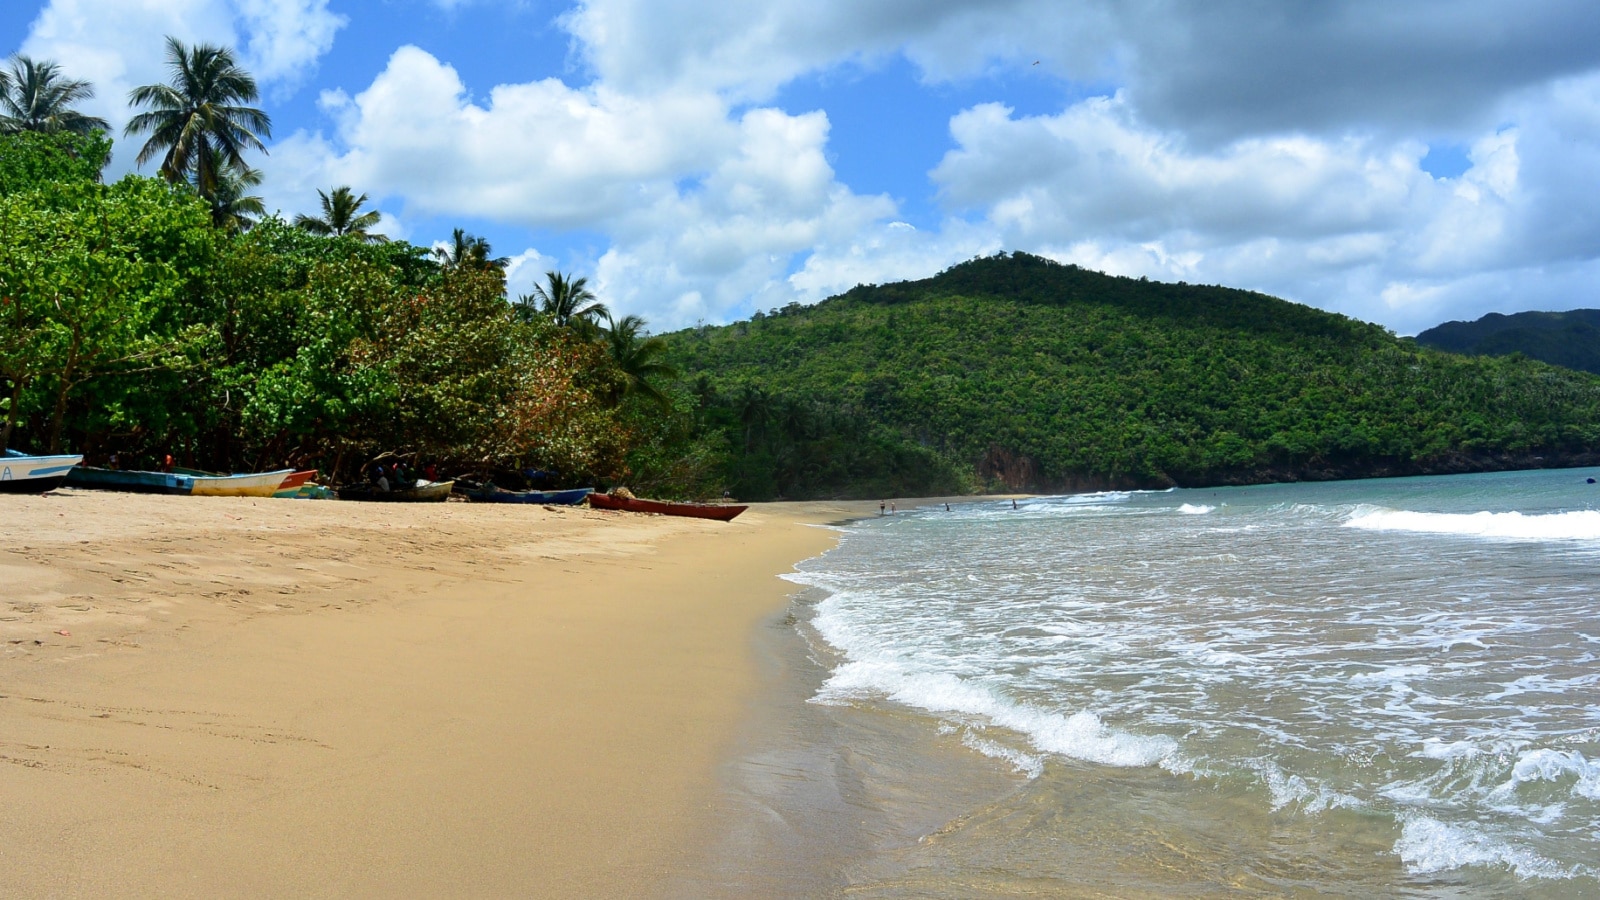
[880,500,886,516]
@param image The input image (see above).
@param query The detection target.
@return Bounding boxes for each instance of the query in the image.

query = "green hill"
[1414,309,1600,375]
[661,253,1600,500]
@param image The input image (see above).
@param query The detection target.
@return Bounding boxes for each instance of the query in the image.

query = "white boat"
[1,449,84,493]
[189,468,295,498]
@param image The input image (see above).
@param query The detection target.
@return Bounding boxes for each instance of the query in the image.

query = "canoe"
[66,466,195,494]
[587,493,746,521]
[462,486,593,505]
[272,470,318,498]
[336,479,454,503]
[66,466,294,497]
[190,468,294,498]
[0,450,83,493]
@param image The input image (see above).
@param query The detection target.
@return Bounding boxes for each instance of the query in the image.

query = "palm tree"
[514,271,609,329]
[125,36,271,199]
[0,55,108,135]
[433,228,507,271]
[600,312,678,408]
[202,148,265,233]
[293,186,388,242]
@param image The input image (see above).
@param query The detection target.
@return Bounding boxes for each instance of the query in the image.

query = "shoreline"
[0,490,870,897]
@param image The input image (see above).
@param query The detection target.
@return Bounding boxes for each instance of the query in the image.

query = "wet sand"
[0,489,867,898]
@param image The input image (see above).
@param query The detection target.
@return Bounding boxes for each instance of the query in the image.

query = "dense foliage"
[0,130,638,484]
[1414,309,1600,375]
[664,253,1600,498]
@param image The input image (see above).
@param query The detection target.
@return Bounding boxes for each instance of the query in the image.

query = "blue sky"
[9,1,1600,334]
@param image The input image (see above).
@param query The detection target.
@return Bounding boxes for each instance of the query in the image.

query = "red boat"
[588,492,747,521]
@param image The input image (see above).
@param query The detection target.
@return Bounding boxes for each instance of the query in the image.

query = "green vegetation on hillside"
[663,253,1600,498]
[1414,309,1600,375]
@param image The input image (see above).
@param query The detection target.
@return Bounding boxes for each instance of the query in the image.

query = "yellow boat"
[188,468,294,498]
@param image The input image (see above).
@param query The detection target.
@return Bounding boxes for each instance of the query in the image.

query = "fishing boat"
[66,467,195,494]
[336,479,454,503]
[66,466,294,497]
[190,469,294,498]
[461,485,593,505]
[272,470,318,498]
[587,492,746,521]
[0,450,83,493]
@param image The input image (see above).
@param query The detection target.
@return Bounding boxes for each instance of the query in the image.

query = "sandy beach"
[0,489,863,898]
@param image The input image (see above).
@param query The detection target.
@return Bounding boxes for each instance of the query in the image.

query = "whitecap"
[1177,503,1215,514]
[1344,508,1600,542]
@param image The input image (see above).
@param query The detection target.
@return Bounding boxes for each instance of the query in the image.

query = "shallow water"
[693,469,1600,897]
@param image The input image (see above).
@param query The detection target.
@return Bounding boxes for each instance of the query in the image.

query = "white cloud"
[307,46,736,226]
[27,0,1600,334]
[233,0,347,92]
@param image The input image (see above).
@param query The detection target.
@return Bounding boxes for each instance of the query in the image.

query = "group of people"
[366,459,439,492]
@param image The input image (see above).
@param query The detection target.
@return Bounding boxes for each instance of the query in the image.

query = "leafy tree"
[515,270,607,328]
[0,55,109,135]
[600,312,677,408]
[125,36,271,199]
[0,176,213,452]
[0,129,111,195]
[293,186,387,242]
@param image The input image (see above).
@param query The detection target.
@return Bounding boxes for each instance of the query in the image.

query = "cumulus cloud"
[233,0,346,92]
[26,0,1600,333]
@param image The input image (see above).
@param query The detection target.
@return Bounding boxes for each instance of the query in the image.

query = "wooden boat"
[190,468,294,498]
[462,486,593,505]
[66,466,195,494]
[272,470,318,498]
[0,450,83,493]
[336,479,454,502]
[65,466,293,497]
[587,492,747,521]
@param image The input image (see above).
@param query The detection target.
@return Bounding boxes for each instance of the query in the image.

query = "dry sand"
[0,489,867,898]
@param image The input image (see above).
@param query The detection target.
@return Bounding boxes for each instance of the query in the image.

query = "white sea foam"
[1344,508,1600,542]
[1395,816,1585,880]
[815,658,1179,769]
[1177,503,1215,514]
[1509,749,1600,801]
[962,732,1046,779]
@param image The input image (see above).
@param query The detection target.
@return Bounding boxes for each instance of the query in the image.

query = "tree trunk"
[46,342,80,454]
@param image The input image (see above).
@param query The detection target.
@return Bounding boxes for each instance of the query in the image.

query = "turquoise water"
[784,469,1600,896]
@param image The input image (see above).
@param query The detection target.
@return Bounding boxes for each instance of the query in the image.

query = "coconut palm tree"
[202,148,265,233]
[293,186,388,242]
[600,312,678,408]
[433,228,508,271]
[514,271,609,329]
[125,36,271,199]
[0,55,109,135]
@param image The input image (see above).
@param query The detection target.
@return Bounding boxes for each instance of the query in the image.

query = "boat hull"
[337,479,454,502]
[587,493,746,521]
[272,470,318,498]
[0,453,83,493]
[66,467,194,494]
[463,487,593,505]
[191,469,294,498]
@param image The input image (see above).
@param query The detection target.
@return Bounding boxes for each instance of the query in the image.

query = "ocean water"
[749,469,1600,897]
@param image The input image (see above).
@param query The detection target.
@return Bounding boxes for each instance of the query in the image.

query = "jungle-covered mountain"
[664,253,1600,499]
[1414,309,1600,375]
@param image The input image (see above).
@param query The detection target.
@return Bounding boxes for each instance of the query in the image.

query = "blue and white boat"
[1,449,84,493]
